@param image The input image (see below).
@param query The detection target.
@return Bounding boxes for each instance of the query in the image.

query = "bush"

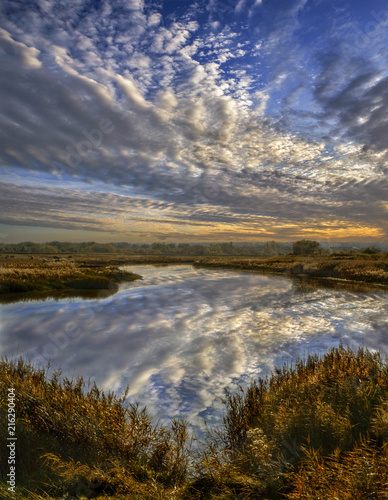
[361,246,381,255]
[292,240,322,256]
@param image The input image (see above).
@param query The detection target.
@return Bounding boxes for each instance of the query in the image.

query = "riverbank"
[1,345,388,499]
[73,251,388,288]
[2,252,388,299]
[192,252,388,287]
[0,254,142,297]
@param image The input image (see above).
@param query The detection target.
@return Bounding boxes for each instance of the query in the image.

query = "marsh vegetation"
[1,345,388,498]
[193,251,388,288]
[0,254,141,297]
[2,249,388,300]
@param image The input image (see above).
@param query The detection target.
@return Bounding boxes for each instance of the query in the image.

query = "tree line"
[0,240,293,256]
[0,239,381,257]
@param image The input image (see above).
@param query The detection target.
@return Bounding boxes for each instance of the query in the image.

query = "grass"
[2,251,388,300]
[193,251,388,287]
[192,344,388,499]
[1,345,388,498]
[0,254,142,297]
[0,359,190,499]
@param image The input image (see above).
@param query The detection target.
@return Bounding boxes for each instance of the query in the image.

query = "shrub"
[292,240,322,256]
[361,246,381,255]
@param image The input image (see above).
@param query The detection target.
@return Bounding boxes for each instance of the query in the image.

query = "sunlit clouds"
[0,0,388,242]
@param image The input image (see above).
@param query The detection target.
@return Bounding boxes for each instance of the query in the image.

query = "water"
[1,265,388,434]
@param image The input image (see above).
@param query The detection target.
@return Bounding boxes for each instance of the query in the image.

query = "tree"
[207,243,223,255]
[292,240,322,256]
[361,246,380,255]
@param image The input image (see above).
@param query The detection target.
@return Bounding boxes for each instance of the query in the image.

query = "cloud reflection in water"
[1,265,388,431]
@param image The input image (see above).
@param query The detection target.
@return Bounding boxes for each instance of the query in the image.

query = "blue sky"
[1,0,388,243]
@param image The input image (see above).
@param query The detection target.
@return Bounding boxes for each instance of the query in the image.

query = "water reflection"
[0,288,115,305]
[1,265,388,433]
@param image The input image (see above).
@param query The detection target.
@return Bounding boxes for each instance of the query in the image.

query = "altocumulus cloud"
[0,0,388,242]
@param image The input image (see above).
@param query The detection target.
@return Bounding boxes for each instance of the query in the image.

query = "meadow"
[1,345,388,498]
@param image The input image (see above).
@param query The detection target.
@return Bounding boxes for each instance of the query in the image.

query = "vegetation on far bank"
[1,345,388,498]
[193,251,388,287]
[0,240,294,257]
[1,239,385,258]
[2,239,388,298]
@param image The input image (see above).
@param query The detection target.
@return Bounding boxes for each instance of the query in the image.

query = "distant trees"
[292,240,322,256]
[361,246,381,255]
[0,240,295,257]
[89,243,116,253]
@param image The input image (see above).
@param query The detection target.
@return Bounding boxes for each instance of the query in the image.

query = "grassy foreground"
[1,345,388,498]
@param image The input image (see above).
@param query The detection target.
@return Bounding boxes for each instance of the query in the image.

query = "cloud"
[0,0,387,241]
[0,169,385,242]
[315,62,388,155]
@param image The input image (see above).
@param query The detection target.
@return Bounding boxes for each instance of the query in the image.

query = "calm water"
[1,265,388,433]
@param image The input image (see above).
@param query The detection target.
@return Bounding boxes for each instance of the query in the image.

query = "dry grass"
[285,441,388,499]
[0,255,141,294]
[0,358,190,499]
[1,347,388,498]
[2,252,388,298]
[192,345,388,498]
[193,252,388,288]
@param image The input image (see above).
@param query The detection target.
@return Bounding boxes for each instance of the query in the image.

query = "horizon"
[1,1,388,243]
[0,239,386,249]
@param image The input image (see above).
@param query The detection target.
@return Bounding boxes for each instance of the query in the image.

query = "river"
[1,265,388,435]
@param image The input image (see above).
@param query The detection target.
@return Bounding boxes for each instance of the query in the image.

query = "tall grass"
[0,257,141,294]
[192,345,388,498]
[1,345,388,498]
[0,359,190,499]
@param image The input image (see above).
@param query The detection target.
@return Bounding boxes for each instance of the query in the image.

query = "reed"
[0,359,190,499]
[1,345,388,498]
[192,345,388,498]
[0,256,141,295]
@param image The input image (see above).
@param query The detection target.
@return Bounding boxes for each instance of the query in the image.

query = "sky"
[0,0,388,244]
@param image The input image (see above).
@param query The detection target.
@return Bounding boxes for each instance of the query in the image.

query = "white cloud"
[0,28,42,69]
[236,0,248,12]
[0,0,387,241]
[116,74,150,108]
